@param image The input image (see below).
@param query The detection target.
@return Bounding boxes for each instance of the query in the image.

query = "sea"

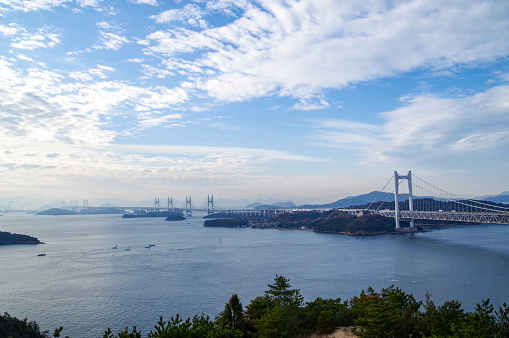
[1,212,509,337]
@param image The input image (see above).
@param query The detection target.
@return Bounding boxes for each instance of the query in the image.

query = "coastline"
[0,231,44,245]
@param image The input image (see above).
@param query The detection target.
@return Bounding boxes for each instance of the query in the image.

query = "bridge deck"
[378,210,509,224]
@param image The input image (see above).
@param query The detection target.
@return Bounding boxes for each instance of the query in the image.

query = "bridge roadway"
[74,206,509,224]
[377,210,509,224]
[210,208,509,224]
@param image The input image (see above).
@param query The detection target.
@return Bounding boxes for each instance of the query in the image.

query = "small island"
[203,218,248,228]
[0,231,44,245]
[165,214,186,221]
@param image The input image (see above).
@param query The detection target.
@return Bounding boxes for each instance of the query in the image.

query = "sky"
[1,0,509,208]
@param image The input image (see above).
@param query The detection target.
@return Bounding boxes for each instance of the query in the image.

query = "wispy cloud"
[312,85,509,168]
[113,144,324,163]
[129,0,158,5]
[150,4,207,28]
[137,112,184,128]
[94,31,130,50]
[0,0,106,12]
[10,26,61,50]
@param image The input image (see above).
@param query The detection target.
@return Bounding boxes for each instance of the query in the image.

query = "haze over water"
[1,213,509,337]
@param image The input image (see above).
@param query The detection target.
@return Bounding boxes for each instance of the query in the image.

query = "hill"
[481,195,509,204]
[300,191,398,209]
[0,231,44,245]
[37,208,78,215]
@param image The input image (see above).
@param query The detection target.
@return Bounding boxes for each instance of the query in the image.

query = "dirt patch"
[305,327,356,338]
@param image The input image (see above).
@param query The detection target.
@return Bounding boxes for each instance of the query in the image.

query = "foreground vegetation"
[3,275,509,337]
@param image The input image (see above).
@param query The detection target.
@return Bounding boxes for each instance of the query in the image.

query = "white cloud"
[138,112,184,128]
[96,21,121,30]
[94,31,130,50]
[0,87,115,149]
[141,0,509,103]
[113,144,323,163]
[0,23,20,35]
[150,4,204,25]
[143,28,224,56]
[0,0,70,12]
[129,0,157,5]
[69,64,116,81]
[139,63,175,79]
[16,54,34,61]
[10,27,61,50]
[312,85,509,168]
[292,97,330,111]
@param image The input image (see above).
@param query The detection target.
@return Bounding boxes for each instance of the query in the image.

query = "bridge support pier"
[394,170,415,229]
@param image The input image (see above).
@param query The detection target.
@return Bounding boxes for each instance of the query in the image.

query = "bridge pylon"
[167,197,173,210]
[394,170,415,229]
[207,194,214,215]
[185,196,192,216]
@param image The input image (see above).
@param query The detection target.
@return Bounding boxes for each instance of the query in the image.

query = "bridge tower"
[185,196,192,217]
[207,194,214,215]
[154,197,160,211]
[167,197,173,210]
[394,170,415,229]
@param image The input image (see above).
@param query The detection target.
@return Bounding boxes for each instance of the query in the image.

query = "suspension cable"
[365,175,393,211]
[412,174,509,213]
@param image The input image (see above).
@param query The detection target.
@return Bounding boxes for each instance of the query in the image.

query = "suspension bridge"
[363,171,509,229]
[206,170,509,228]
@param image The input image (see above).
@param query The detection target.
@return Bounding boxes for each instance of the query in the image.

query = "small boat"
[37,253,46,257]
[125,247,130,251]
[112,245,117,249]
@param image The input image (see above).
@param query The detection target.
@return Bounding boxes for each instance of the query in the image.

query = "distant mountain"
[248,201,297,210]
[480,195,509,203]
[245,202,262,209]
[99,202,118,208]
[272,202,296,208]
[35,204,51,211]
[300,191,404,209]
[475,191,509,200]
[49,199,68,208]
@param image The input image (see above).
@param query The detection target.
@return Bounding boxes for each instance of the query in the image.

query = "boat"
[37,253,46,257]
[125,247,130,251]
[112,245,117,249]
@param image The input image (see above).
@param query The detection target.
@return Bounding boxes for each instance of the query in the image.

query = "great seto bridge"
[74,171,509,228]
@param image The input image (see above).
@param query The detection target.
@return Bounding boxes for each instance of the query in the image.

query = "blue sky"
[1,0,509,207]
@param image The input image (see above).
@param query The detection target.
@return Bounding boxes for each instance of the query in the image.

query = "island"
[0,231,44,245]
[165,214,186,221]
[203,210,424,235]
[203,218,248,228]
[36,208,78,215]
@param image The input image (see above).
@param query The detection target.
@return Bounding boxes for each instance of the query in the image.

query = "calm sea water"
[1,212,509,337]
